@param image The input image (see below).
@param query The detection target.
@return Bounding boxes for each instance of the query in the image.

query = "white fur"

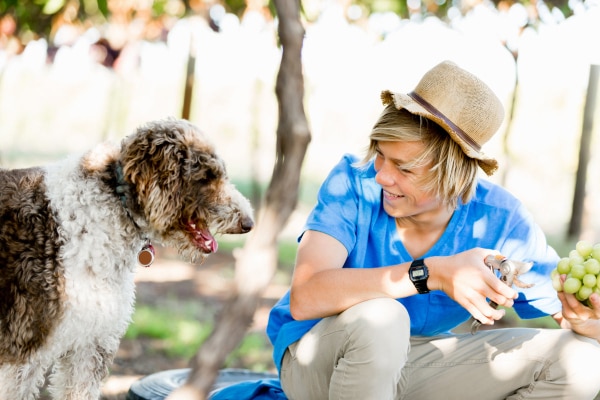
[1,155,140,400]
[0,119,254,400]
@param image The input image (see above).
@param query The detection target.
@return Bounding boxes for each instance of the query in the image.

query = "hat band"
[408,91,481,152]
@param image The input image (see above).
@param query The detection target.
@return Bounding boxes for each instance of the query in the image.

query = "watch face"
[412,269,425,278]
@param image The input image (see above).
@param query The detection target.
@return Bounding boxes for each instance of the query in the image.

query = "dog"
[0,118,254,399]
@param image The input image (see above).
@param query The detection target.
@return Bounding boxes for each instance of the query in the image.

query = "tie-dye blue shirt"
[267,154,562,371]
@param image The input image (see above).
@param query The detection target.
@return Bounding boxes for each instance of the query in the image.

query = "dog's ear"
[144,150,185,231]
[120,124,186,231]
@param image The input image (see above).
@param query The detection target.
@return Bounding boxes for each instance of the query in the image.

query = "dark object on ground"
[126,368,278,400]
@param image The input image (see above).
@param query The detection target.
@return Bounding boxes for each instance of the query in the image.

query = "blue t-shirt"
[267,154,562,371]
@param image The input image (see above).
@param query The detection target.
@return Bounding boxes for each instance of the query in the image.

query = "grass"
[227,333,275,372]
[124,304,275,370]
[124,305,211,359]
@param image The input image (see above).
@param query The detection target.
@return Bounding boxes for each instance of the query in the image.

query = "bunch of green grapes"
[551,240,600,306]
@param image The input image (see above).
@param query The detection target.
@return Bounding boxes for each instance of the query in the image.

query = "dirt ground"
[39,245,287,400]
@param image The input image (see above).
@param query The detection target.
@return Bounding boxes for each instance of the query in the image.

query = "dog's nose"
[240,216,254,233]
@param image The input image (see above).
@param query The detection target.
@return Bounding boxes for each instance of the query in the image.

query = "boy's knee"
[560,331,600,375]
[542,329,600,397]
[340,298,410,360]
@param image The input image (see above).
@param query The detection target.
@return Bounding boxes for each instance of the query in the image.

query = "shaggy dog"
[0,118,254,399]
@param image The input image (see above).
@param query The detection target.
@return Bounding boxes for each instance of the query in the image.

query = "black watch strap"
[409,259,430,294]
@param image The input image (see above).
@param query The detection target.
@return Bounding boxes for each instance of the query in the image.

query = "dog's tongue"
[198,229,218,253]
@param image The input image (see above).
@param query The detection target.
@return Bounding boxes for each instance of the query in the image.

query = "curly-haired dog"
[0,118,254,399]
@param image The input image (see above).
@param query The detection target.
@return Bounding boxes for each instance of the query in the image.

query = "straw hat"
[381,61,504,176]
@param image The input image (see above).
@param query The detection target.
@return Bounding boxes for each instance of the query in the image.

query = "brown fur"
[0,168,65,364]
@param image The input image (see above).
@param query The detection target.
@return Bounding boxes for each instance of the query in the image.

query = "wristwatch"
[409,259,430,294]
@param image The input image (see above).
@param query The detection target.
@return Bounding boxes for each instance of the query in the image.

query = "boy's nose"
[375,164,395,187]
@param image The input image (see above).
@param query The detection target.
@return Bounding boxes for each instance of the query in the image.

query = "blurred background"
[1,0,599,398]
[1,0,599,240]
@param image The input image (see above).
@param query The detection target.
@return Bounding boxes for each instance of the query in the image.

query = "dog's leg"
[48,344,114,400]
[0,355,52,400]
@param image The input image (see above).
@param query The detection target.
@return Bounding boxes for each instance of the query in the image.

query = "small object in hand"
[470,255,534,334]
[138,242,155,267]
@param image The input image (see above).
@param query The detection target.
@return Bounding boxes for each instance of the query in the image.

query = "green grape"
[570,264,586,280]
[563,277,582,294]
[576,240,593,258]
[557,257,571,274]
[592,244,600,262]
[552,241,600,305]
[583,274,597,288]
[552,272,563,292]
[569,250,585,267]
[577,286,593,301]
[584,258,600,275]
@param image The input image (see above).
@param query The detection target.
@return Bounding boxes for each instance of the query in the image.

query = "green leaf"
[97,0,108,17]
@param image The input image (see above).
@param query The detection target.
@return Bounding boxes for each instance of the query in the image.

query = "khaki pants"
[280,298,600,400]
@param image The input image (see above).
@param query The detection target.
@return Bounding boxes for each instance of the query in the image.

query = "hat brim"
[382,90,498,176]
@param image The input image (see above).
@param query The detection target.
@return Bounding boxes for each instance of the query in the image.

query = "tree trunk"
[166,0,310,398]
[181,32,196,120]
[568,64,599,240]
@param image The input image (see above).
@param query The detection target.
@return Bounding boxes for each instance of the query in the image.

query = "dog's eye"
[188,163,219,183]
[186,152,225,183]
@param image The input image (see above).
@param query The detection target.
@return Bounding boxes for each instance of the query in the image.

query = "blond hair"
[361,104,478,209]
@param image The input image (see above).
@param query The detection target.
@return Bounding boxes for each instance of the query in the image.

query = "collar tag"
[138,242,155,267]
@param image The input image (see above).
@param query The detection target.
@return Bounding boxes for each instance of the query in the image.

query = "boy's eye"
[375,147,412,174]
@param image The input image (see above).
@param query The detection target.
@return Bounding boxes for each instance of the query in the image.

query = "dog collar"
[114,162,130,209]
[114,162,155,267]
